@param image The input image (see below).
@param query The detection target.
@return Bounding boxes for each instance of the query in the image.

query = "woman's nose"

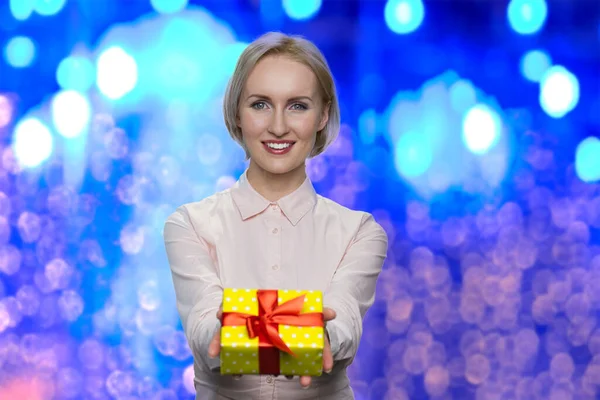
[268,110,289,136]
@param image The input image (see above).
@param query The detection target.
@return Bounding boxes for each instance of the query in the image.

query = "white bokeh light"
[96,46,138,100]
[13,117,54,168]
[539,65,580,118]
[51,90,92,138]
[462,104,502,155]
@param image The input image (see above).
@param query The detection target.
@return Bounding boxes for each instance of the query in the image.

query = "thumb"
[323,307,336,321]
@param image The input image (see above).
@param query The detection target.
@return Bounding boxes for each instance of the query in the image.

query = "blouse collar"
[230,170,317,226]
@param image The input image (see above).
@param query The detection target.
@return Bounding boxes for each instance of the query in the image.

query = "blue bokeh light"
[282,0,322,21]
[394,130,433,178]
[93,10,239,108]
[575,137,600,183]
[539,65,580,118]
[520,49,552,82]
[384,0,425,34]
[33,0,67,16]
[146,17,221,102]
[9,0,35,20]
[462,104,502,155]
[383,72,509,197]
[96,46,138,100]
[222,42,248,75]
[12,117,54,168]
[449,79,477,113]
[507,0,548,35]
[56,56,95,92]
[358,109,379,146]
[150,0,188,14]
[3,36,36,68]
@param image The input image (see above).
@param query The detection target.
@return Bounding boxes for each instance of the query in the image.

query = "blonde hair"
[223,32,340,158]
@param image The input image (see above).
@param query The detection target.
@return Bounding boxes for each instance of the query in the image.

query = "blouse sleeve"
[323,213,388,364]
[163,206,223,372]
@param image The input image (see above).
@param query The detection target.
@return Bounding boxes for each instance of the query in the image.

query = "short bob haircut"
[223,32,340,158]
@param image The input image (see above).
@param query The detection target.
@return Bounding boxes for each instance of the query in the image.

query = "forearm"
[323,214,388,363]
[181,284,223,372]
[324,294,363,362]
[164,206,224,372]
[188,307,221,372]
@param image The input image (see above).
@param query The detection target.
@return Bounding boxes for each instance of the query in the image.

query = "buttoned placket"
[260,203,282,400]
[264,202,283,288]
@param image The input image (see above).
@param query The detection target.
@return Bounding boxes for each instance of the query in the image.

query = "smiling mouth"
[262,141,295,154]
[264,142,293,150]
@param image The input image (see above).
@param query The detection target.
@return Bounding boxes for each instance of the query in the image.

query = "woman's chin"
[253,158,305,176]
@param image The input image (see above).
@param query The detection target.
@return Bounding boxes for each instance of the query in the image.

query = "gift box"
[220,288,324,376]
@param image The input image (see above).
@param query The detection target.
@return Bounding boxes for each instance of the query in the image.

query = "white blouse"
[163,171,388,399]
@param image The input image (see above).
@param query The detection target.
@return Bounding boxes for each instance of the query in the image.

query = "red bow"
[222,290,323,374]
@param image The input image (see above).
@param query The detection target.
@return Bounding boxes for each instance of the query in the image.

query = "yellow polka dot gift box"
[220,288,325,376]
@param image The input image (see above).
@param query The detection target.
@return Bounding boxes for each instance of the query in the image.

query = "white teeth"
[266,143,291,150]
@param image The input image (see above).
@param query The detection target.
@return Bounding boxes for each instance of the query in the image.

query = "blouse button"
[272,228,279,234]
[266,376,274,384]
[272,264,280,271]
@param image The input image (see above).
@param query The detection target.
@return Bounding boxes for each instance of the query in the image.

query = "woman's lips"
[262,142,295,155]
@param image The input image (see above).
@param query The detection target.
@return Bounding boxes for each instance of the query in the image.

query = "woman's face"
[238,55,329,177]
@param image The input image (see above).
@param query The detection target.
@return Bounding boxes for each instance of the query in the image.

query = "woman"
[163,32,388,400]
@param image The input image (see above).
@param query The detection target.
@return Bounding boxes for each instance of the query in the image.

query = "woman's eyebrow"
[246,94,314,103]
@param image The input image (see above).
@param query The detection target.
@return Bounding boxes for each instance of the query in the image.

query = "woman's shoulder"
[166,189,233,225]
[315,195,388,248]
[315,194,382,231]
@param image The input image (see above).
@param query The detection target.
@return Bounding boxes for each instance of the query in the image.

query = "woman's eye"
[290,103,307,111]
[251,102,267,110]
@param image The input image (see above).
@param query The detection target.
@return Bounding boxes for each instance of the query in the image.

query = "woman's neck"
[246,161,307,202]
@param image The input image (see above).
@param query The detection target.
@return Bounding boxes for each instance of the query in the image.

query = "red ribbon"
[222,290,324,375]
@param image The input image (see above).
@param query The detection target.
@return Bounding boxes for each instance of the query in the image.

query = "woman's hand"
[207,306,223,359]
[208,305,337,386]
[209,306,244,379]
[298,307,336,388]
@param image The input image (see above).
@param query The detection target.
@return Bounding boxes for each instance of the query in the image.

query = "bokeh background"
[1,0,600,399]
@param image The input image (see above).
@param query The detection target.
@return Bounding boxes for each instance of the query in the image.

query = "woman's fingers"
[322,307,335,373]
[207,329,221,358]
[322,332,333,373]
[299,375,311,388]
[209,305,223,358]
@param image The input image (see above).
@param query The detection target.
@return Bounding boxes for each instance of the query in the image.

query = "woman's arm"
[323,213,388,364]
[163,206,223,372]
